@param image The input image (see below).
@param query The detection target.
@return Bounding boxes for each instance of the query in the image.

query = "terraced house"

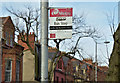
[0,16,24,83]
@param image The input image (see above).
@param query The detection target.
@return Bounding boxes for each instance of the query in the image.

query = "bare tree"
[48,14,101,82]
[105,6,120,81]
[6,6,40,49]
[6,6,101,82]
[103,7,117,64]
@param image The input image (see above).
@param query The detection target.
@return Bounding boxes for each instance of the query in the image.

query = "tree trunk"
[107,24,120,81]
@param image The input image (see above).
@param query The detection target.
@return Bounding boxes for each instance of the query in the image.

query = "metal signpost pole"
[40,0,48,82]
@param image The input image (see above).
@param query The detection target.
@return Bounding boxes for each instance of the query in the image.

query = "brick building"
[0,16,24,82]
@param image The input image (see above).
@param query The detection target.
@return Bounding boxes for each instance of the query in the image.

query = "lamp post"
[104,41,110,62]
[95,41,97,82]
[94,40,110,81]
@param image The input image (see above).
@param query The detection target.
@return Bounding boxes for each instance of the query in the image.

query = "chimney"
[17,32,35,50]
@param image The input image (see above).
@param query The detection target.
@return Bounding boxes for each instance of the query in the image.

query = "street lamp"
[95,41,97,82]
[104,41,110,62]
[94,40,110,82]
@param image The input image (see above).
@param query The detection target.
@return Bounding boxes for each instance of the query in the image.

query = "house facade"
[0,16,24,83]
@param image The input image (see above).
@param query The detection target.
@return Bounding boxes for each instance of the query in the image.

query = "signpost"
[50,8,73,39]
[41,0,48,81]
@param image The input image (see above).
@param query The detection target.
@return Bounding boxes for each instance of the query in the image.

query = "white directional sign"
[49,8,73,39]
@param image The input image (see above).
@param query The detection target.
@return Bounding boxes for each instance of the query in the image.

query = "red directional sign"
[50,8,73,17]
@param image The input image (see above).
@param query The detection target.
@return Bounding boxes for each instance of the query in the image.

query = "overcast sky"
[0,1,119,66]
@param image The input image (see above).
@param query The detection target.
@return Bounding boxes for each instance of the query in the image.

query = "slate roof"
[62,56,70,67]
[71,59,80,66]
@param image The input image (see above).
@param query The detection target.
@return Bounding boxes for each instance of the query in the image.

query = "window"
[81,70,83,75]
[66,79,68,83]
[5,60,12,82]
[56,76,59,83]
[10,34,13,46]
[61,78,63,83]
[73,67,76,72]
[16,60,20,81]
[5,32,9,45]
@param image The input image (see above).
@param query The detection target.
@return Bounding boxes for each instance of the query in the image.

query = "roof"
[62,56,70,67]
[14,42,24,50]
[71,59,80,67]
[48,49,60,63]
[0,16,15,29]
[98,66,108,72]
[0,16,10,24]
[48,51,57,60]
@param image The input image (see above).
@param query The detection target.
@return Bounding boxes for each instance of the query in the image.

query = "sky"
[0,1,119,66]
[0,0,120,2]
[49,2,118,66]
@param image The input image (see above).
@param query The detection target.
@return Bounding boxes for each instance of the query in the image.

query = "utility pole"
[95,41,97,81]
[40,0,48,82]
[94,41,110,81]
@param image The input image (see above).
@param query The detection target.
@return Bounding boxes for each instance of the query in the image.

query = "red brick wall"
[66,74,74,82]
[87,65,108,81]
[2,16,15,46]
[54,72,65,82]
[65,60,74,82]
[66,60,73,75]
